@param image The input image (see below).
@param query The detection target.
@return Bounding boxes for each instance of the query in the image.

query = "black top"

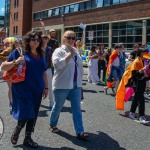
[47,39,59,53]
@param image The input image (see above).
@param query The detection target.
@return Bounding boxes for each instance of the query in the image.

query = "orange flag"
[106,50,118,80]
[116,57,144,110]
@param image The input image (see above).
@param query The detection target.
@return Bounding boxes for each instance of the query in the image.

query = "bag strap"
[16,47,23,56]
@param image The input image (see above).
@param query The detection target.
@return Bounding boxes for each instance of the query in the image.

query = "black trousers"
[17,119,36,133]
[130,91,145,116]
[98,59,106,82]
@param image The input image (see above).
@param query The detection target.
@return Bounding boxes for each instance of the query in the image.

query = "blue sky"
[0,0,5,16]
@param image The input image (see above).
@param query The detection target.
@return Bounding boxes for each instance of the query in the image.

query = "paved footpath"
[0,68,150,150]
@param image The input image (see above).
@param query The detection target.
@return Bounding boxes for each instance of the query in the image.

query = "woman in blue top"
[1,31,48,148]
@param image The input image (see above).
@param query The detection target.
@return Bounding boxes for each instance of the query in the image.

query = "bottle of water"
[17,62,24,75]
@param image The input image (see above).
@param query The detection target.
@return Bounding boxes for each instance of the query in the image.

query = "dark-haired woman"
[1,31,48,148]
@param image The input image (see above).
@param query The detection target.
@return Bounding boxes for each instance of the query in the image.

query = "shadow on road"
[39,105,85,117]
[61,106,86,113]
[83,89,97,93]
[55,130,126,150]
[14,145,76,150]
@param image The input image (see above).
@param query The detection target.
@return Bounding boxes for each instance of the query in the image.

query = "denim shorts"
[111,66,121,81]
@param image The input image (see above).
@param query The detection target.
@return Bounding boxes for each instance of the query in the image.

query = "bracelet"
[44,88,48,90]
[13,60,17,65]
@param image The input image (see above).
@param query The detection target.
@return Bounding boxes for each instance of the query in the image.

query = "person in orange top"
[106,44,122,93]
[116,49,149,113]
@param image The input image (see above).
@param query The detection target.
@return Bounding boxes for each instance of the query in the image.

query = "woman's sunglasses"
[65,36,75,40]
[30,38,41,42]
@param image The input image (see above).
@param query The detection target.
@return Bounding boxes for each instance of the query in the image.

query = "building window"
[13,26,18,35]
[104,0,111,6]
[14,12,18,20]
[112,21,142,49]
[120,0,128,3]
[14,0,19,7]
[91,0,97,9]
[70,5,74,13]
[85,1,91,10]
[97,0,103,7]
[64,6,69,14]
[147,20,150,44]
[113,0,120,4]
[79,3,85,11]
[55,8,60,15]
[74,4,79,12]
[48,10,52,17]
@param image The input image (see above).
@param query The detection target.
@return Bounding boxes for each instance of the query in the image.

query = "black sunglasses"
[30,38,41,42]
[65,36,75,40]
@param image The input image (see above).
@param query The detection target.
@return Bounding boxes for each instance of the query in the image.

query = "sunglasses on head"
[65,36,75,40]
[30,38,41,42]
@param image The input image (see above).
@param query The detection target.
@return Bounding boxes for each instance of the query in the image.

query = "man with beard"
[47,29,59,53]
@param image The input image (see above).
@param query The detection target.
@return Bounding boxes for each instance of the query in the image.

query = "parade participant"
[116,49,147,111]
[40,20,59,75]
[87,45,100,85]
[97,43,106,83]
[47,29,59,53]
[106,44,122,93]
[104,48,116,95]
[49,30,88,140]
[128,43,139,62]
[1,31,48,148]
[119,43,127,77]
[0,40,20,114]
[41,34,54,108]
[75,34,85,56]
[0,43,4,53]
[128,65,150,124]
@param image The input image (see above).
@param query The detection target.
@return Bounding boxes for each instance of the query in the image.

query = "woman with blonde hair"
[49,30,88,140]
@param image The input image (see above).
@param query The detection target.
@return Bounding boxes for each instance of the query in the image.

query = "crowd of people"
[0,24,150,148]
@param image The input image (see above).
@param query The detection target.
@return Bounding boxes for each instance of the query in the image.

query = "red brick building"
[9,0,150,49]
[9,0,32,38]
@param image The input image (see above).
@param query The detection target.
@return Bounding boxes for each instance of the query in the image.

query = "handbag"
[124,87,134,102]
[2,48,26,83]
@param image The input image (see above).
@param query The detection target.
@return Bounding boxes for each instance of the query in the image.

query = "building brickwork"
[32,0,150,28]
[9,0,32,37]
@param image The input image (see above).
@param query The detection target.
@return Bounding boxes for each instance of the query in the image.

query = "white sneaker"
[139,116,149,124]
[129,112,138,120]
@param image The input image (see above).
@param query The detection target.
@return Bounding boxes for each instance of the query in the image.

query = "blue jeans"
[50,81,84,134]
[111,66,121,81]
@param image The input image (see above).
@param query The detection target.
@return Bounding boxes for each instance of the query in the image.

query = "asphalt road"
[0,67,150,150]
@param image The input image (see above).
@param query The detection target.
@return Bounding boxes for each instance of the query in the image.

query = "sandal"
[77,132,89,140]
[23,137,38,148]
[49,126,59,133]
[11,126,22,145]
